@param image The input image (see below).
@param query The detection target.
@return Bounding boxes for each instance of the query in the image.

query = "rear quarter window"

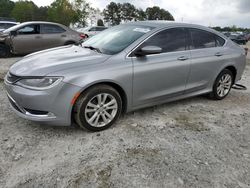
[215,35,225,47]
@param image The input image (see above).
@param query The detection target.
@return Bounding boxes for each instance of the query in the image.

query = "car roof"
[125,20,223,37]
[15,21,69,30]
[20,21,65,26]
[0,21,17,24]
[126,20,209,29]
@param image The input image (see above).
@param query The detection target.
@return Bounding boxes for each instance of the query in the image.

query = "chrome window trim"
[126,26,227,59]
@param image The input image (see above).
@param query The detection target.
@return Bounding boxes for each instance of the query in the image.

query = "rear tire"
[73,85,122,131]
[209,69,233,100]
[0,43,10,58]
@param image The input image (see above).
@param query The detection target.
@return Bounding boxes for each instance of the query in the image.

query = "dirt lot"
[0,50,250,188]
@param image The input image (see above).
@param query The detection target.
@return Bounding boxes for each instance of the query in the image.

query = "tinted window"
[17,25,40,34]
[95,27,107,31]
[215,35,225,47]
[0,23,4,29]
[89,27,96,31]
[41,24,65,34]
[190,29,216,49]
[5,23,16,29]
[140,28,187,53]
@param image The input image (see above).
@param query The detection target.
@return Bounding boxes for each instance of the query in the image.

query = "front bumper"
[4,78,81,126]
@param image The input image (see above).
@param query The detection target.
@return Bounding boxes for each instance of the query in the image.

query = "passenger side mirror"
[135,46,162,56]
[10,31,17,36]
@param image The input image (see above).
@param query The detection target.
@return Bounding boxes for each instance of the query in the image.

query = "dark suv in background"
[0,21,84,57]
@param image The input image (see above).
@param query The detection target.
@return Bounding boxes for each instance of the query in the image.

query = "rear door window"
[5,23,16,29]
[189,28,216,49]
[89,27,96,31]
[0,23,4,29]
[95,27,106,31]
[140,27,187,53]
[41,24,65,34]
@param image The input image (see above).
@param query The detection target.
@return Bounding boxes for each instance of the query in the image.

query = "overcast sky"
[14,0,250,27]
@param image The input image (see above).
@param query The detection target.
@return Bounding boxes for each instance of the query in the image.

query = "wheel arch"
[71,81,128,124]
[224,65,237,83]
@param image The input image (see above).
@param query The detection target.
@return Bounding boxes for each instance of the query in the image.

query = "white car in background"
[77,26,107,38]
[0,21,18,32]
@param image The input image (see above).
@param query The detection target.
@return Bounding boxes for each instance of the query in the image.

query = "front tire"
[73,85,122,131]
[209,69,233,100]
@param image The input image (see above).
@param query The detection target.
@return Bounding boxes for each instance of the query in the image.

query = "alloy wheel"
[216,73,232,97]
[84,93,118,127]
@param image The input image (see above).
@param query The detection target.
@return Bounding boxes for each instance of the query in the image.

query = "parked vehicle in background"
[0,21,84,57]
[245,33,250,41]
[222,32,248,45]
[4,21,246,131]
[229,34,248,45]
[77,26,107,38]
[0,21,18,32]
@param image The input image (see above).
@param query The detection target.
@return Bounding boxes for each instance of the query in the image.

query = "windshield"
[83,24,154,55]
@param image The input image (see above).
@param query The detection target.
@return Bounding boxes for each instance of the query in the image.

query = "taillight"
[79,33,86,39]
[244,48,248,56]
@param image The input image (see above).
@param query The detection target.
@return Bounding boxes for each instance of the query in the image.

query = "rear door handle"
[215,52,223,57]
[177,56,189,61]
[61,34,67,37]
[35,36,42,39]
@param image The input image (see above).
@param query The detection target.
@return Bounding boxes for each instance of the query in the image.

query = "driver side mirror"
[135,46,162,56]
[10,30,17,36]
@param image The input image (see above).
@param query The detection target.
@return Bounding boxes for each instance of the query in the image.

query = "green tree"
[146,6,174,21]
[34,6,49,21]
[121,3,136,22]
[97,19,104,26]
[11,1,38,22]
[48,0,77,26]
[71,0,89,27]
[0,0,15,18]
[135,8,146,21]
[103,2,122,26]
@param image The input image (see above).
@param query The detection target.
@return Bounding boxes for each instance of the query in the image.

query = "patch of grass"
[247,59,250,65]
[66,168,95,188]
[126,148,160,157]
[97,165,112,188]
[174,114,210,132]
[66,165,113,188]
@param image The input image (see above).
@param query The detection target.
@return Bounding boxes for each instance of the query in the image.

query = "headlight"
[16,77,63,90]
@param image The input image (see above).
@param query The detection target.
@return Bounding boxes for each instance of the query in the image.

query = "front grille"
[6,72,21,84]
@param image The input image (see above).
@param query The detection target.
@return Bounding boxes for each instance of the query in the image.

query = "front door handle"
[215,52,223,57]
[177,56,189,61]
[35,36,42,39]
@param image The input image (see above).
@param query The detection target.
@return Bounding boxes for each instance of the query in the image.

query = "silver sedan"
[4,21,247,131]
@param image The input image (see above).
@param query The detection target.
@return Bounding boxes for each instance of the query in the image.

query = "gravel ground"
[0,49,250,188]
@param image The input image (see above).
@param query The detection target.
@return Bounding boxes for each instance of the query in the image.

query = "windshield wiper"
[84,45,102,53]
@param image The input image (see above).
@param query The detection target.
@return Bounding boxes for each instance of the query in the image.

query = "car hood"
[9,45,111,76]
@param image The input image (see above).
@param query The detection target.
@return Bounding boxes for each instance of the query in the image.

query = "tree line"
[0,0,175,27]
[211,26,250,33]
